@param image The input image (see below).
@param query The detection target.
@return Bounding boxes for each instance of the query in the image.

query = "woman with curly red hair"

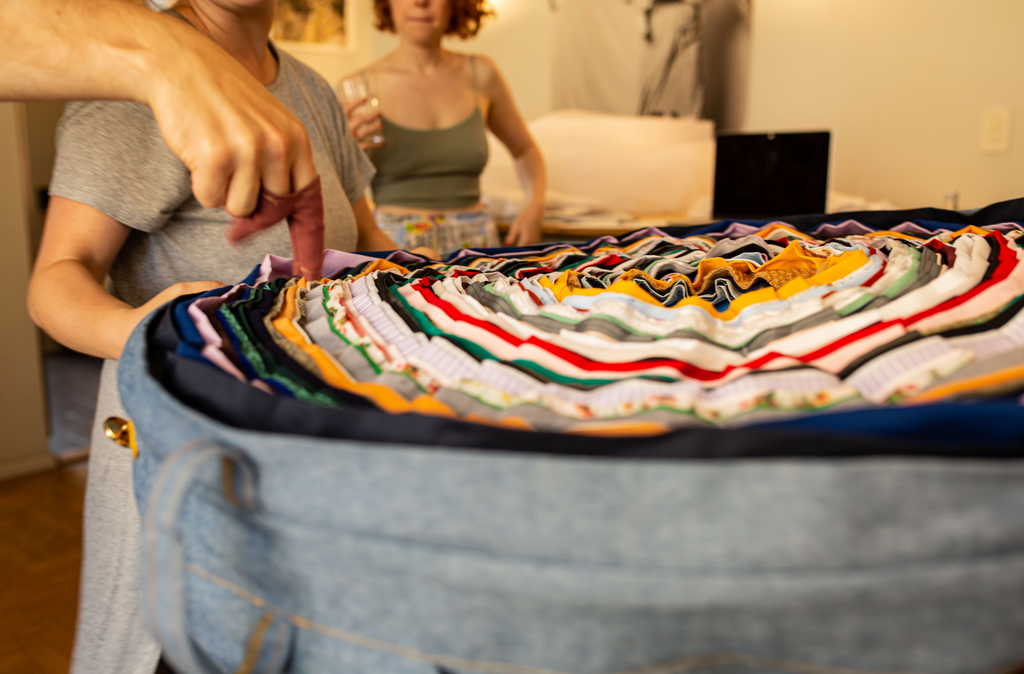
[342,0,546,253]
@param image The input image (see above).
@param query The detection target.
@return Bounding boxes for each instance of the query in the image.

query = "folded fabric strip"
[162,213,1024,435]
[227,177,326,280]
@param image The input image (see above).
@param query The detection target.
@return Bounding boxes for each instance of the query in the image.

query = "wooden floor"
[0,463,86,674]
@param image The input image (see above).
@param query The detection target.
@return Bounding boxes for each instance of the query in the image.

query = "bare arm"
[478,56,546,247]
[352,194,399,252]
[27,197,223,360]
[1,0,317,216]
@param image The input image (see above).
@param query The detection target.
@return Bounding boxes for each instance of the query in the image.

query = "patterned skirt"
[376,208,500,256]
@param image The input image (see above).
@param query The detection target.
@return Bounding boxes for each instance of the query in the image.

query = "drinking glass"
[338,76,384,146]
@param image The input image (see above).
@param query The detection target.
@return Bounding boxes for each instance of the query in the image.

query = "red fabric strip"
[227,177,325,280]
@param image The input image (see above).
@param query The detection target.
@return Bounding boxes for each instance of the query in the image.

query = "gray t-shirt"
[55,42,374,674]
[49,45,373,307]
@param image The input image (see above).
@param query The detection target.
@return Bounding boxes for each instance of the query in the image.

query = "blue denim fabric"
[122,312,1024,674]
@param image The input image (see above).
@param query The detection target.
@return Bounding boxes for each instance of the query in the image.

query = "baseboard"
[0,451,58,482]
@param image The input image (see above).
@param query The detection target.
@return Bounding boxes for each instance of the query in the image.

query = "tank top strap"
[469,55,480,110]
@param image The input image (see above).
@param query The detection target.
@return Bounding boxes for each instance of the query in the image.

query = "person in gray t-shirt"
[25,3,403,673]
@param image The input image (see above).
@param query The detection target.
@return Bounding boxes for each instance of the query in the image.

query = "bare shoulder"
[363,56,389,76]
[468,53,500,80]
[349,53,397,79]
[466,53,505,94]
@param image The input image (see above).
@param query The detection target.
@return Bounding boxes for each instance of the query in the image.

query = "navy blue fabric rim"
[169,198,1024,458]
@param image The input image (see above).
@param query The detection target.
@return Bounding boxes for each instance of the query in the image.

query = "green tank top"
[367,57,490,211]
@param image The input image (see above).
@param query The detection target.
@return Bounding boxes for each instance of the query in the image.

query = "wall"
[703,0,750,132]
[309,0,739,126]
[276,0,377,87]
[24,101,64,254]
[0,103,55,481]
[282,0,554,120]
[281,0,556,121]
[370,0,554,121]
[345,0,1023,210]
[742,0,1024,209]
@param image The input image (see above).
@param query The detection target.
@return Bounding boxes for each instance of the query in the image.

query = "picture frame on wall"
[271,0,347,47]
[271,0,362,76]
[125,0,354,53]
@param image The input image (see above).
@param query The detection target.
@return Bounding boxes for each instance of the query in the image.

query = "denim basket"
[122,309,1024,674]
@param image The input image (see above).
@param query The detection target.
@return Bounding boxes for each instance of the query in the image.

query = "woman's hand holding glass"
[339,76,386,151]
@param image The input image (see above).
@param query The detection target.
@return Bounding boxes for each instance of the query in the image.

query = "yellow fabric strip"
[862,230,933,241]
[860,225,993,242]
[350,259,411,280]
[565,420,672,437]
[755,223,815,241]
[537,244,870,321]
[909,363,1024,404]
[950,225,996,238]
[778,248,872,299]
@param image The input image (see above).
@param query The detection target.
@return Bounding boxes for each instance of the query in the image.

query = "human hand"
[227,178,325,281]
[117,280,226,357]
[145,20,318,217]
[132,281,226,320]
[409,246,440,259]
[342,96,386,151]
[503,201,544,247]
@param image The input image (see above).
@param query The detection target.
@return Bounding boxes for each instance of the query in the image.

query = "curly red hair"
[373,0,495,39]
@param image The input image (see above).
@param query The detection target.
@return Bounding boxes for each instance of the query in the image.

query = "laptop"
[712,131,831,220]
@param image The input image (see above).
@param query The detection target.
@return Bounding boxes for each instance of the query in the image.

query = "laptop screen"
[712,131,831,220]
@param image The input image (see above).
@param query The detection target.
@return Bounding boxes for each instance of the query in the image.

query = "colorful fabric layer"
[169,216,1024,436]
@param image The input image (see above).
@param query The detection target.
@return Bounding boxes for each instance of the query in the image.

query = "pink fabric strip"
[187,284,275,394]
[253,250,379,285]
[227,177,325,280]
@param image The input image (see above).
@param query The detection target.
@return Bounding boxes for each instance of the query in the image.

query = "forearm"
[356,227,399,253]
[27,259,140,360]
[352,195,398,252]
[502,145,546,246]
[514,145,546,208]
[0,0,177,102]
[3,0,319,217]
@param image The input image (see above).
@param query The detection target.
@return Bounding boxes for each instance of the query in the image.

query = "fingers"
[221,161,261,218]
[352,118,384,139]
[183,280,227,293]
[409,246,439,259]
[190,155,232,212]
[341,96,369,115]
[348,108,381,128]
[217,113,300,215]
[148,280,226,310]
[147,31,318,212]
[349,112,384,147]
[503,218,542,247]
[256,120,294,196]
[503,226,522,247]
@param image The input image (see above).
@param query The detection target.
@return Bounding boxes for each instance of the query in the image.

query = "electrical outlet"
[981,107,1012,154]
